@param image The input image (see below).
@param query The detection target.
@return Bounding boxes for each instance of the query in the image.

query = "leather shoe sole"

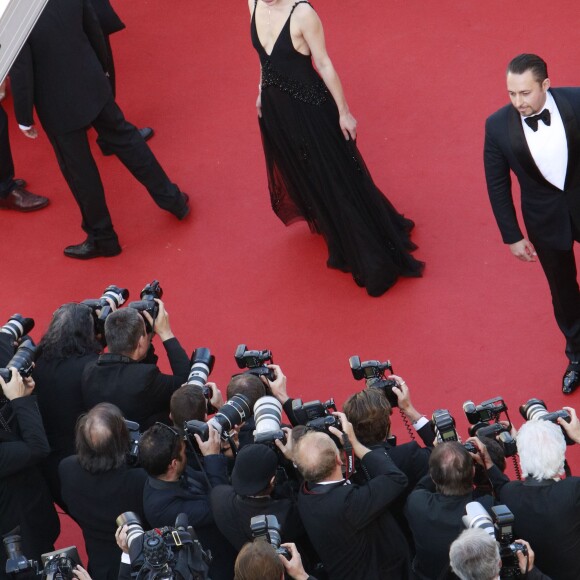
[64,240,122,260]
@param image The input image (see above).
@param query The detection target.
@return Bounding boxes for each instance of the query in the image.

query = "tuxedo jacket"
[484,87,580,250]
[9,0,111,135]
[89,0,125,35]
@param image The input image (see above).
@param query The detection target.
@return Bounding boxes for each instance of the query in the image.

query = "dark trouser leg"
[535,245,580,361]
[91,97,185,214]
[0,104,15,198]
[46,129,118,245]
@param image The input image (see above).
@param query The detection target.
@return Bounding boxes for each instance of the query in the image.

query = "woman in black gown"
[249,0,424,297]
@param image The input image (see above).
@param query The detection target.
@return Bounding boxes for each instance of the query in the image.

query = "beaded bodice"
[251,1,329,106]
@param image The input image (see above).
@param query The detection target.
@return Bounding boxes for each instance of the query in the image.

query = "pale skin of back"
[249,0,357,140]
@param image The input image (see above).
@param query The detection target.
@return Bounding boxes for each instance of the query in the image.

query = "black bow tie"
[524,109,551,132]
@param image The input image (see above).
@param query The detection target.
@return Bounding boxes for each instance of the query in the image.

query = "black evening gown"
[251,0,424,297]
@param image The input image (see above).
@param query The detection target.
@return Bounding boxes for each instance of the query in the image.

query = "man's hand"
[330,411,369,459]
[72,565,92,580]
[115,525,129,554]
[509,239,537,262]
[515,539,535,573]
[207,382,224,411]
[23,375,35,396]
[280,543,309,580]
[263,364,289,404]
[220,426,239,458]
[391,376,423,423]
[558,407,580,444]
[151,299,174,342]
[20,127,38,139]
[0,370,27,400]
[274,427,294,461]
[339,111,357,140]
[195,424,221,456]
[466,437,494,470]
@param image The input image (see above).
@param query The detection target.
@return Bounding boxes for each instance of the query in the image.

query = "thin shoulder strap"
[290,1,312,17]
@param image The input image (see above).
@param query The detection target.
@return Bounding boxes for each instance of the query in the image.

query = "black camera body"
[464,397,508,425]
[291,397,337,425]
[349,355,399,407]
[492,505,527,578]
[468,422,518,457]
[250,515,291,560]
[0,338,36,384]
[3,534,81,579]
[305,415,342,433]
[128,280,163,332]
[234,344,275,381]
[82,284,129,338]
[184,419,209,442]
[117,512,210,580]
[125,419,141,466]
[431,409,477,453]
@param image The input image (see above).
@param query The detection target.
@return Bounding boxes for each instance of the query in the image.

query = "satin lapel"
[551,89,580,189]
[507,104,556,189]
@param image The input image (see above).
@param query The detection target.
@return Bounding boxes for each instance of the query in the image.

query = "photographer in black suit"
[81,302,190,428]
[294,412,410,580]
[405,440,509,580]
[0,366,59,580]
[59,403,148,580]
[343,381,434,552]
[499,420,580,580]
[33,303,103,508]
[9,0,189,259]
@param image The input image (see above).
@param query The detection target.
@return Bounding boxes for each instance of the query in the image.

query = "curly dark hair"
[37,303,102,360]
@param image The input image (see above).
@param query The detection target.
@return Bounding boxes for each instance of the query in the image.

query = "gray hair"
[449,528,500,580]
[517,420,565,481]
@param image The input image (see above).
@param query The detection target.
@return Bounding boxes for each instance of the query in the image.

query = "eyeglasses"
[154,422,183,441]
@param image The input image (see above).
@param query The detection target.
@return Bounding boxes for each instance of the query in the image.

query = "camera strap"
[340,433,355,480]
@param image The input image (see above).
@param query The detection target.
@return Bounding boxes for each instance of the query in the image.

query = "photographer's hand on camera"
[72,564,92,580]
[391,376,422,422]
[330,411,370,459]
[263,364,290,404]
[466,437,494,470]
[274,426,295,461]
[115,525,130,554]
[207,382,224,411]
[558,407,580,444]
[280,542,310,580]
[148,299,174,342]
[0,369,27,400]
[195,424,222,456]
[515,539,534,574]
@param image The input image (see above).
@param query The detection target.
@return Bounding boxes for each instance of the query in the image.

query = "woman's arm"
[298,7,357,140]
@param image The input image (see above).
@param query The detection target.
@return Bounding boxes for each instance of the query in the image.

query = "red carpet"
[3,0,580,553]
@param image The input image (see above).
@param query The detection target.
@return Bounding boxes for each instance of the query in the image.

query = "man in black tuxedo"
[484,53,580,394]
[9,0,189,259]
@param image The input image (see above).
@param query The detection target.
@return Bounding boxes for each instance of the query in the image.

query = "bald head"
[294,431,341,483]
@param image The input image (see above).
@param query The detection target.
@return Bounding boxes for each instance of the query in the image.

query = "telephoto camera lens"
[0,314,34,342]
[208,393,252,436]
[186,347,215,388]
[97,285,129,321]
[253,396,285,444]
[116,512,144,551]
[519,398,549,421]
[0,338,37,382]
[462,502,495,538]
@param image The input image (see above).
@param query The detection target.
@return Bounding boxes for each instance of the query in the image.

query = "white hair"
[449,528,500,580]
[517,420,566,480]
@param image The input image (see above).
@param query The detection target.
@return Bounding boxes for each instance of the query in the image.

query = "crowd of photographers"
[2,282,580,580]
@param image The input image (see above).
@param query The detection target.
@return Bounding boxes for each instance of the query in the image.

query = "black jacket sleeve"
[0,396,50,478]
[82,0,109,71]
[162,338,190,383]
[9,42,35,127]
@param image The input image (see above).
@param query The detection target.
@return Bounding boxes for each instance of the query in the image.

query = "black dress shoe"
[0,187,49,212]
[64,240,122,260]
[172,192,190,220]
[562,362,580,395]
[13,178,26,189]
[139,127,154,142]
